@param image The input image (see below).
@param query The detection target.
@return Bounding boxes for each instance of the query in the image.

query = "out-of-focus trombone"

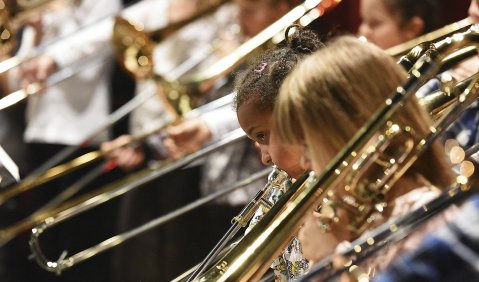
[0,128,247,247]
[28,165,279,275]
[192,25,479,281]
[112,0,231,80]
[386,17,475,58]
[0,0,59,55]
[0,93,237,245]
[302,169,478,281]
[0,0,339,212]
[0,0,236,203]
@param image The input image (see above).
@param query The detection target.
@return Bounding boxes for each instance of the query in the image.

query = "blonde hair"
[275,35,453,190]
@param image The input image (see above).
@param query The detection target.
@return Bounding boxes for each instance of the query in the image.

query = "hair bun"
[285,24,323,54]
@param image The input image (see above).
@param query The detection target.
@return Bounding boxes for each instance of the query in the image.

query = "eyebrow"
[246,125,259,137]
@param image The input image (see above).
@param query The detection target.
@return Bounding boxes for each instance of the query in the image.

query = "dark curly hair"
[234,25,324,112]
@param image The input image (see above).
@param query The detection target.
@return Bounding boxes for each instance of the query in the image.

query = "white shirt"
[128,2,239,136]
[22,0,121,145]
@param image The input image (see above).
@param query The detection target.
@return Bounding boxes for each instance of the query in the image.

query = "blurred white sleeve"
[202,105,240,143]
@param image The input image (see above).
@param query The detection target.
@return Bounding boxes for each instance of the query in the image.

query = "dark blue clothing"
[374,194,479,282]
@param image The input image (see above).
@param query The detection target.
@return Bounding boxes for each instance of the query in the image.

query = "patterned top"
[443,100,479,150]
[374,194,479,282]
[246,176,309,281]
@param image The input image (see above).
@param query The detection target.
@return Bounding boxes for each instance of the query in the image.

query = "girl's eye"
[255,132,269,144]
[256,133,265,142]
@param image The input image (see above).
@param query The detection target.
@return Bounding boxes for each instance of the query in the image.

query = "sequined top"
[246,177,309,281]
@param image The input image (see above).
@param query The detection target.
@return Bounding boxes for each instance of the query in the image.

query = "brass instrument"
[185,166,293,281]
[29,156,266,275]
[114,0,341,112]
[26,166,291,275]
[303,174,477,281]
[177,0,342,92]
[194,26,479,281]
[303,139,479,281]
[0,0,340,209]
[0,93,234,247]
[112,0,231,80]
[0,128,246,248]
[0,91,233,206]
[386,17,474,58]
[0,0,58,55]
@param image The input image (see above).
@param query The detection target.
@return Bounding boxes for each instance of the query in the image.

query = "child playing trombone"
[233,25,323,281]
[275,35,457,278]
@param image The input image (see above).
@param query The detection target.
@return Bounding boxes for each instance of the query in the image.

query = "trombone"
[302,140,479,281]
[0,128,247,247]
[0,0,232,111]
[112,0,231,80]
[0,0,238,203]
[0,0,339,208]
[0,90,233,205]
[25,35,479,279]
[303,173,477,281]
[0,0,58,55]
[386,17,475,58]
[193,25,479,281]
[29,161,270,275]
[22,0,343,273]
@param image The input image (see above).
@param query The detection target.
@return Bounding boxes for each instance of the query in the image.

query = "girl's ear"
[402,16,425,41]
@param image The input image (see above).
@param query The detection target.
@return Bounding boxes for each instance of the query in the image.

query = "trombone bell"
[112,16,154,79]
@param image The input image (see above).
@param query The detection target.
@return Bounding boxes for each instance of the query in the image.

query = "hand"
[167,0,198,22]
[101,135,145,171]
[19,54,57,90]
[163,118,212,159]
[25,13,44,47]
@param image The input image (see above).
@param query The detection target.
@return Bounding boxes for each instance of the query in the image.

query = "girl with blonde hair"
[275,35,455,274]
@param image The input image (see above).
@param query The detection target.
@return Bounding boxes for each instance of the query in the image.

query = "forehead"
[235,0,271,8]
[237,102,272,132]
[361,0,394,16]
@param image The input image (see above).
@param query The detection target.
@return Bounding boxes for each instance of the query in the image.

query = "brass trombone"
[0,0,58,55]
[0,0,340,208]
[386,17,475,58]
[193,26,479,281]
[302,138,479,281]
[0,128,247,247]
[0,0,239,203]
[29,159,269,275]
[303,173,477,281]
[0,90,233,205]
[112,0,231,80]
[25,45,479,278]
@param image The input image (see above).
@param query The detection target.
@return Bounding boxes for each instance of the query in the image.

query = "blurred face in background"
[470,0,479,22]
[235,0,290,38]
[358,0,423,49]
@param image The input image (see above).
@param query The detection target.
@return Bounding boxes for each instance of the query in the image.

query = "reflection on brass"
[386,17,474,58]
[0,0,60,55]
[112,0,230,117]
